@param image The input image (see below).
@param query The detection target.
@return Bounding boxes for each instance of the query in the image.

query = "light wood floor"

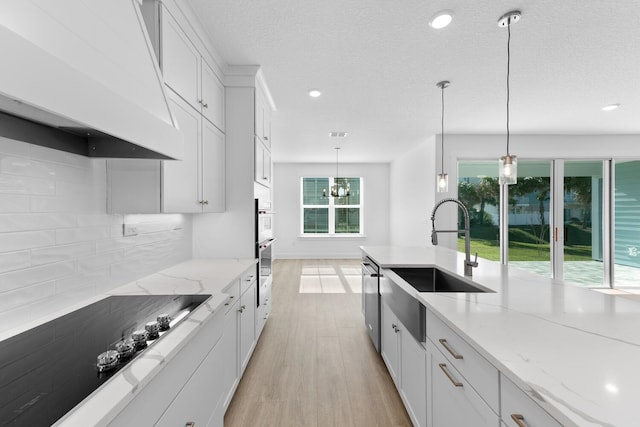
[225,259,412,427]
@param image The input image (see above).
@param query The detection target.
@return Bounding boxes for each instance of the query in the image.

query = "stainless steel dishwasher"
[362,256,381,352]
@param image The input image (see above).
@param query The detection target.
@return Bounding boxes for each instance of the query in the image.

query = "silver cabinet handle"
[438,363,463,387]
[199,99,208,108]
[264,136,269,140]
[439,338,463,360]
[238,305,246,313]
[186,422,196,427]
[245,276,254,281]
[203,200,209,205]
[391,323,397,330]
[511,414,528,427]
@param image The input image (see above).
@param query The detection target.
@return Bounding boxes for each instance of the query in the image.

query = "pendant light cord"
[440,84,445,175]
[506,19,511,156]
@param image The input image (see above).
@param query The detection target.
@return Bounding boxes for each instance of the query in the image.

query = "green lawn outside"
[456,223,593,262]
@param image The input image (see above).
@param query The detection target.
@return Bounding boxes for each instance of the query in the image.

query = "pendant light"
[436,80,450,192]
[498,10,521,185]
[330,147,350,197]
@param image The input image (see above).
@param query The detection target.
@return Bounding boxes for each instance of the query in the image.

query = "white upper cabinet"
[254,88,271,148]
[202,118,226,213]
[163,90,225,213]
[201,59,225,132]
[161,6,224,133]
[161,9,200,110]
[163,92,201,213]
[254,137,272,188]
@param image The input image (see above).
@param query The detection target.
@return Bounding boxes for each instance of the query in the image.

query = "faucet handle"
[471,252,479,267]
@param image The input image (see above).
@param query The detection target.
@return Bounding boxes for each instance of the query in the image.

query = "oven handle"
[258,238,276,250]
[361,262,381,277]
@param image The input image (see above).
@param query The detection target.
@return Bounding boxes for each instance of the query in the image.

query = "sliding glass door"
[508,161,552,277]
[457,158,640,289]
[613,160,640,287]
[561,161,605,286]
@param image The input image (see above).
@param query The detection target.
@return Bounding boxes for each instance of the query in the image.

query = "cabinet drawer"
[427,309,499,413]
[501,375,563,427]
[240,267,257,295]
[223,279,240,309]
[429,341,500,427]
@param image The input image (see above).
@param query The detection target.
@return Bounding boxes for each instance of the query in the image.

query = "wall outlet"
[123,225,138,237]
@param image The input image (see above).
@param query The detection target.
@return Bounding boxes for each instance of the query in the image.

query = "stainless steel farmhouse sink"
[381,267,493,343]
[391,267,493,293]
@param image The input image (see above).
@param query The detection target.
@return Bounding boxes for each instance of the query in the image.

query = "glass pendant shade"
[331,178,350,197]
[499,155,517,185]
[437,173,449,192]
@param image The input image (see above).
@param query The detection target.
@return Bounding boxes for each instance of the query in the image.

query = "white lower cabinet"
[107,304,225,426]
[155,334,226,426]
[239,280,257,375]
[500,375,563,427]
[428,340,500,427]
[381,298,400,386]
[220,290,240,411]
[380,297,426,427]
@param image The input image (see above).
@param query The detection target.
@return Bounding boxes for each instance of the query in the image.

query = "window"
[301,177,362,235]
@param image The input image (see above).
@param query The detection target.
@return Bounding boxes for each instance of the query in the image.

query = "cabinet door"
[201,59,225,132]
[161,7,199,110]
[221,298,239,411]
[239,282,256,375]
[430,344,500,427]
[201,120,225,212]
[254,89,264,142]
[262,105,271,149]
[107,159,161,213]
[263,148,272,186]
[400,325,427,427]
[155,338,225,427]
[162,91,201,213]
[381,299,400,386]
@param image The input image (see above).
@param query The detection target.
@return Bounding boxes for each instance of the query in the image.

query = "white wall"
[274,162,390,259]
[389,137,436,247]
[0,138,192,334]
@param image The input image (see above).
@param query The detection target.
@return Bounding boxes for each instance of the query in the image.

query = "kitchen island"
[362,245,640,427]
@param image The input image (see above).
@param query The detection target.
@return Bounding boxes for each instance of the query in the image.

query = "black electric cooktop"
[0,294,210,426]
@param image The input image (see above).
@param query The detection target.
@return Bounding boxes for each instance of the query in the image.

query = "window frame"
[300,177,364,236]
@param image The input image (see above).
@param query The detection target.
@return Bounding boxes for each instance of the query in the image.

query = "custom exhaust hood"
[0,0,183,160]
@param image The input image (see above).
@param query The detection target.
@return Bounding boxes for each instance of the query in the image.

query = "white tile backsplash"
[0,139,192,331]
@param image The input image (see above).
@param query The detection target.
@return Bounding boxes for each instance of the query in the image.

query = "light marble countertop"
[362,245,640,427]
[53,257,257,427]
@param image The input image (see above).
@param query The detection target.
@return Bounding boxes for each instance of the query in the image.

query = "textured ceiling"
[188,0,640,163]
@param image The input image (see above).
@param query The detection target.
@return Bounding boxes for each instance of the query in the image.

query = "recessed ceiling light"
[602,103,620,111]
[309,89,322,98]
[429,10,453,29]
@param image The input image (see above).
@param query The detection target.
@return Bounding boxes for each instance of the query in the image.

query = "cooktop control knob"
[157,313,171,331]
[115,339,135,360]
[131,329,148,350]
[145,321,160,340]
[96,350,120,372]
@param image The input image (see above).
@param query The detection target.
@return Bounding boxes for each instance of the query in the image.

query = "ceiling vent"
[329,131,348,138]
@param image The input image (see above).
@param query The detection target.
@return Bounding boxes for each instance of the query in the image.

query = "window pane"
[335,178,360,205]
[563,161,603,286]
[457,161,500,261]
[508,161,552,278]
[335,208,360,233]
[303,178,329,205]
[303,208,329,233]
[614,160,640,287]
